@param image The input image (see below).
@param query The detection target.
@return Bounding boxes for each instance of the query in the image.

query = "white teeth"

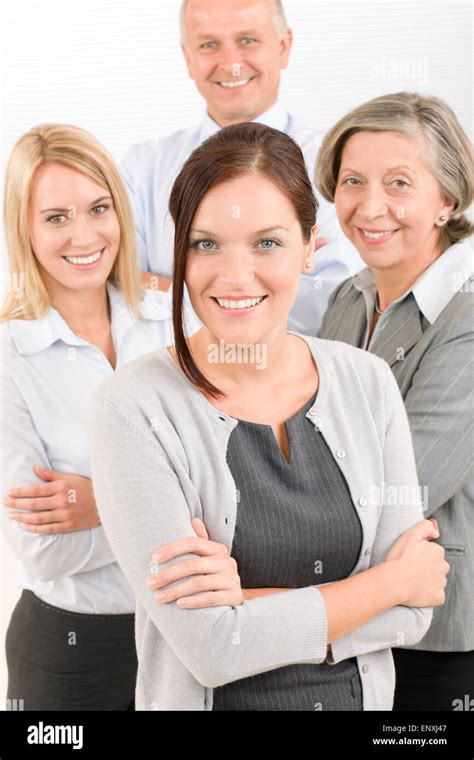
[362,230,397,239]
[215,296,265,310]
[65,250,103,265]
[219,78,251,88]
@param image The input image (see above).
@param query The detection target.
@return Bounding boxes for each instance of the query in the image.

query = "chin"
[214,328,261,346]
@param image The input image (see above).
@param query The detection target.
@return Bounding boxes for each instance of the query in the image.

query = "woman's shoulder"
[299,333,390,376]
[0,320,29,363]
[297,334,395,410]
[0,320,14,345]
[95,346,174,396]
[91,345,194,425]
[0,322,18,376]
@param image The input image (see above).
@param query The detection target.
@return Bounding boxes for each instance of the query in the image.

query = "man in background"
[121,0,362,334]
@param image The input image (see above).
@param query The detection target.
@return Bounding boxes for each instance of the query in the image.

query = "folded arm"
[88,382,434,687]
[1,364,117,581]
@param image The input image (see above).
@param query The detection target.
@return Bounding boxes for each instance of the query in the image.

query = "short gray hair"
[315,91,474,250]
[180,0,288,43]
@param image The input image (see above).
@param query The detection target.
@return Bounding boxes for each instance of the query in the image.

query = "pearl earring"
[439,215,447,223]
[305,262,312,269]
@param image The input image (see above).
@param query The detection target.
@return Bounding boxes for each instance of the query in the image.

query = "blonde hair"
[315,92,474,251]
[1,123,145,321]
[179,0,288,42]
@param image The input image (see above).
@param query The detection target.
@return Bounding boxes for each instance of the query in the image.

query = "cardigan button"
[362,664,369,674]
[364,547,372,556]
[336,450,346,459]
[358,497,368,507]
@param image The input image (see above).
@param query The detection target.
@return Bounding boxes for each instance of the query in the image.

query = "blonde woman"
[0,124,200,710]
[316,92,473,710]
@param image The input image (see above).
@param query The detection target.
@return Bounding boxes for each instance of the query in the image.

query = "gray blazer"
[318,251,474,652]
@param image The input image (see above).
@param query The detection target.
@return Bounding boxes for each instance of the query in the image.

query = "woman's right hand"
[147,517,243,609]
[385,519,449,607]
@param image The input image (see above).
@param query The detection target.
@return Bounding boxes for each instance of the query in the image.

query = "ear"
[436,196,456,226]
[181,43,194,79]
[279,27,293,69]
[302,225,318,272]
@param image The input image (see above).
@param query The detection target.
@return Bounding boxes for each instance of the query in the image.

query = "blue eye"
[191,239,216,252]
[92,204,109,215]
[257,238,281,250]
[241,37,257,44]
[200,41,216,49]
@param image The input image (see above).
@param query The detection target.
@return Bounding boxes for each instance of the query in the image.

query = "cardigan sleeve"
[88,390,329,689]
[327,363,434,664]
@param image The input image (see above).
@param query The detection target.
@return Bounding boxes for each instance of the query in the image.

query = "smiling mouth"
[62,247,105,266]
[212,295,267,310]
[358,228,400,241]
[216,77,254,89]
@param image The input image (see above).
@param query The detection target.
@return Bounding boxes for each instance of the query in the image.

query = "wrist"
[381,558,409,606]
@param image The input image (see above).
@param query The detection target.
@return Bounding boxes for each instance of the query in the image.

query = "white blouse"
[0,280,200,613]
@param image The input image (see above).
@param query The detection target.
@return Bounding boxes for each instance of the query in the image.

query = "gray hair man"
[121,0,362,334]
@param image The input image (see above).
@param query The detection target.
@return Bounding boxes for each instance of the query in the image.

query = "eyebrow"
[39,195,112,214]
[339,165,418,175]
[190,226,291,236]
[195,29,260,40]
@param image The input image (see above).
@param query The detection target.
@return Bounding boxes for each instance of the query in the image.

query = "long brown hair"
[169,121,318,399]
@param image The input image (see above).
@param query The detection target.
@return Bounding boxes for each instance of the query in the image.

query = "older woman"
[0,124,200,709]
[88,122,448,711]
[316,92,473,711]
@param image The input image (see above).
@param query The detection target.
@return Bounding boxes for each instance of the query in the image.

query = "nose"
[69,214,100,250]
[356,183,389,222]
[217,42,244,74]
[218,248,256,288]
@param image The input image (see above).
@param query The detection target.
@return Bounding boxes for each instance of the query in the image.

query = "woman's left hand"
[2,466,100,533]
[147,518,243,609]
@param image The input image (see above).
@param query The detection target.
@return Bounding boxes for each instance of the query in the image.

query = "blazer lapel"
[369,294,423,367]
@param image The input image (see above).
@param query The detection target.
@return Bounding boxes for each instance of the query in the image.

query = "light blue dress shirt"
[0,281,200,613]
[121,101,363,336]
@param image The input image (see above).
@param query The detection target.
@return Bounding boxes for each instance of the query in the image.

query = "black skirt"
[6,589,137,711]
[393,648,474,711]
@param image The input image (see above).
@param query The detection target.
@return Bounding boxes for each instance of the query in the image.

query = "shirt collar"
[352,237,474,324]
[199,100,290,141]
[9,303,81,356]
[411,238,473,323]
[9,280,170,356]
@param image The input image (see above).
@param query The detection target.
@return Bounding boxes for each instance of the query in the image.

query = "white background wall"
[1,0,472,705]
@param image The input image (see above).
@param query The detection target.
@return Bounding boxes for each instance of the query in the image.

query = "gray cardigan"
[318,240,473,652]
[88,333,433,711]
